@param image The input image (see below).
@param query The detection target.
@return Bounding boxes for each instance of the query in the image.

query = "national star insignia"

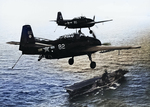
[43,47,50,52]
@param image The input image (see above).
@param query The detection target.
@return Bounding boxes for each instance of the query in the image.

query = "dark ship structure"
[65,69,128,98]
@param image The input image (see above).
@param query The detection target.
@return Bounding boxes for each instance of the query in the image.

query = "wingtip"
[131,46,141,49]
[137,46,141,48]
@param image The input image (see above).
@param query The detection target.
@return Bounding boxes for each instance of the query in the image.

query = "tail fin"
[57,11,63,24]
[19,25,35,51]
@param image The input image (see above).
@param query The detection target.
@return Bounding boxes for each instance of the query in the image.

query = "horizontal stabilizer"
[7,41,20,45]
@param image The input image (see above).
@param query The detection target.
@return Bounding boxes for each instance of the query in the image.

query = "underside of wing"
[82,45,141,53]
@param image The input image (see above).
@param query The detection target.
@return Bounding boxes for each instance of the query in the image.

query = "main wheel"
[68,58,74,65]
[90,61,96,69]
[89,30,93,34]
[78,30,81,34]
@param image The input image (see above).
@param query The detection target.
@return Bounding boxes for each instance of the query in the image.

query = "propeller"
[93,16,95,21]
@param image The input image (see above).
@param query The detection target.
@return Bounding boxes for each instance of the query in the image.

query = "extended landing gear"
[88,54,96,69]
[38,55,44,61]
[90,61,96,69]
[89,29,96,39]
[78,29,93,34]
[68,55,96,69]
[68,57,74,65]
[78,30,82,34]
[78,29,94,37]
[88,27,93,34]
[89,30,93,34]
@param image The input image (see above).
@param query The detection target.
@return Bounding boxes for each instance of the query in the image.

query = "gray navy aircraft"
[8,25,141,69]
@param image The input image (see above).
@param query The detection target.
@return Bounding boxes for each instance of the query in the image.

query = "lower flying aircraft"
[52,12,113,34]
[8,25,141,69]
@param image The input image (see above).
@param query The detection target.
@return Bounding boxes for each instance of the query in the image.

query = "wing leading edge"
[82,45,141,53]
[88,19,113,24]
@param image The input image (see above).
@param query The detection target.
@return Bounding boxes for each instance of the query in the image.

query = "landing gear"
[78,30,81,34]
[88,27,93,34]
[38,55,44,61]
[68,57,74,65]
[88,54,96,69]
[90,61,96,69]
[89,30,93,34]
[78,28,93,36]
[89,28,96,38]
[68,55,96,69]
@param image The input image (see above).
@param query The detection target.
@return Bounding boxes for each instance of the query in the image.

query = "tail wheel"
[90,61,96,69]
[68,58,74,65]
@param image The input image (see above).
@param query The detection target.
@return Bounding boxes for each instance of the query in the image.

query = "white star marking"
[43,47,50,52]
[29,35,32,38]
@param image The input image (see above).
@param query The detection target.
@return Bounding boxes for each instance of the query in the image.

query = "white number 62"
[58,44,65,50]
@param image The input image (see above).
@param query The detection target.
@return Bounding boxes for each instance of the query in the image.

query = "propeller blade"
[93,16,95,20]
[95,25,98,29]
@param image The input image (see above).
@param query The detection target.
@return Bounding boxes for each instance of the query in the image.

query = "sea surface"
[0,16,150,107]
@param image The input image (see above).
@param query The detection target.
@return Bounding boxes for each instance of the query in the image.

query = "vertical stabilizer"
[19,25,35,51]
[57,12,63,24]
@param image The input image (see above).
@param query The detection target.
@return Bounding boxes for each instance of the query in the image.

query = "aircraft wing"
[95,19,113,24]
[82,45,141,53]
[89,19,113,24]
[7,41,52,48]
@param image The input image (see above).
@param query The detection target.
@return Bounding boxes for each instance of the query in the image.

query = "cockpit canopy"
[57,33,85,40]
[73,16,86,20]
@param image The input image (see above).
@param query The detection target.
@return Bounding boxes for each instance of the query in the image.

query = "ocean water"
[0,16,150,107]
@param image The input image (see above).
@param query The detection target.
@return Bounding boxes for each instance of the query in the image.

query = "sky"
[0,0,150,22]
[0,0,150,40]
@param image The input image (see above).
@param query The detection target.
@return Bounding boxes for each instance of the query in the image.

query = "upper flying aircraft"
[52,12,113,33]
[8,25,141,69]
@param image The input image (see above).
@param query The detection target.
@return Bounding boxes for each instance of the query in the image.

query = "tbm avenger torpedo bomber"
[52,12,113,34]
[8,25,141,69]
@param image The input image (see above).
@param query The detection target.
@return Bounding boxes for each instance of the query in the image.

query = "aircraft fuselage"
[9,25,140,69]
[21,33,101,59]
[57,18,95,28]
